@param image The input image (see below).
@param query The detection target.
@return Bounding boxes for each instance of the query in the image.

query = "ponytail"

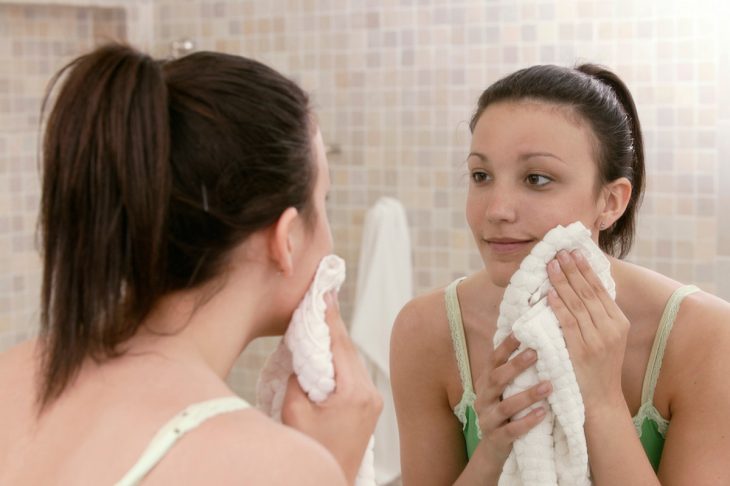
[577,64,645,258]
[37,43,315,409]
[38,44,170,409]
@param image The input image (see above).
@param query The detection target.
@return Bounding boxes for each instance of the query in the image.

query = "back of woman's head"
[39,43,314,408]
[469,63,645,259]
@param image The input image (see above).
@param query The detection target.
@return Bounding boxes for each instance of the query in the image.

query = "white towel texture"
[493,222,616,486]
[350,196,412,484]
[256,254,376,486]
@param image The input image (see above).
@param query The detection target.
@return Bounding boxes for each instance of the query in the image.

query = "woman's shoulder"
[391,276,468,349]
[623,262,730,396]
[0,339,39,418]
[668,285,730,360]
[391,270,497,347]
[0,347,345,484]
[143,405,347,485]
[622,260,730,336]
[0,339,37,377]
[390,274,488,390]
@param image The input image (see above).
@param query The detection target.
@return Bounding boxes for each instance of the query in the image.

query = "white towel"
[350,196,412,484]
[493,222,615,486]
[256,254,376,486]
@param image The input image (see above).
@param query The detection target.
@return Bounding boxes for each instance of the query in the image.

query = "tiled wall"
[1,1,729,407]
[152,0,730,401]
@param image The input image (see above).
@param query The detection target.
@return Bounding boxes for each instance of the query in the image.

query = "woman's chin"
[486,263,519,289]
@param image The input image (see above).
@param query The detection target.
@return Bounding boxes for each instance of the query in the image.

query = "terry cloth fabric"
[350,196,412,484]
[493,222,616,486]
[256,254,376,486]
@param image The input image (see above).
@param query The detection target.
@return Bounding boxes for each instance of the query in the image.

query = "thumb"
[284,373,306,402]
[323,290,347,342]
[282,374,310,425]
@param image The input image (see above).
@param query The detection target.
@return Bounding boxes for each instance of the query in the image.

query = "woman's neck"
[124,264,277,380]
[608,257,678,324]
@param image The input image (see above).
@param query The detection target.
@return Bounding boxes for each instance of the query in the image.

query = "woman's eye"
[470,171,490,184]
[526,174,552,186]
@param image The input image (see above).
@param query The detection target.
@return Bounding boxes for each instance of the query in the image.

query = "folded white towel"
[350,197,412,485]
[493,222,616,486]
[256,254,376,486]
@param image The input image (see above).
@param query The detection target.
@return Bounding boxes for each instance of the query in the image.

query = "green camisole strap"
[115,396,250,486]
[445,277,481,459]
[632,284,699,472]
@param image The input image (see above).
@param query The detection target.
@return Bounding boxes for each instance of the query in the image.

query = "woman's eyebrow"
[519,151,566,164]
[467,151,487,162]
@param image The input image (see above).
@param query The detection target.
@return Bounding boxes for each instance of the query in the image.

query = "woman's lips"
[485,239,534,254]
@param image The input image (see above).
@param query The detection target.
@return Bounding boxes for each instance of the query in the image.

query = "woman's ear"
[270,207,299,277]
[598,177,632,229]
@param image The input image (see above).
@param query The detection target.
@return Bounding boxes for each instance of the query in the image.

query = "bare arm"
[656,297,730,485]
[583,402,659,485]
[391,298,471,485]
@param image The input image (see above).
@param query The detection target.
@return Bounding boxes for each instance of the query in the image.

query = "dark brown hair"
[469,63,645,258]
[38,43,314,409]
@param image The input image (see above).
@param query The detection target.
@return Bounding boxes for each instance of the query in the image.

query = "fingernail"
[557,250,569,263]
[537,382,551,395]
[535,407,545,417]
[548,260,560,274]
[548,288,558,299]
[523,350,536,362]
[572,250,584,262]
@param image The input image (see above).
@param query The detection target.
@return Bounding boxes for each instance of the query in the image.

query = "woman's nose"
[485,183,517,224]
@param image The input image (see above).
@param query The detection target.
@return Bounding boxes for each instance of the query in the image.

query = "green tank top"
[444,278,699,472]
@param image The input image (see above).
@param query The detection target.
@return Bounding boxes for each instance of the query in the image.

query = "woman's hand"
[547,249,630,414]
[473,334,552,469]
[282,291,382,485]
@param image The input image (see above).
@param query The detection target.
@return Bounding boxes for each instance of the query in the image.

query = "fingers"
[548,287,585,351]
[549,253,597,322]
[548,250,632,359]
[492,333,521,367]
[548,252,602,346]
[282,374,311,425]
[323,290,371,395]
[477,345,537,404]
[479,381,552,433]
[570,250,622,320]
[497,407,547,443]
[474,340,551,458]
[323,290,347,341]
[323,290,353,365]
[555,251,611,326]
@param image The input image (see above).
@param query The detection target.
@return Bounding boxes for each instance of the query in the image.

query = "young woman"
[391,64,730,485]
[0,43,381,485]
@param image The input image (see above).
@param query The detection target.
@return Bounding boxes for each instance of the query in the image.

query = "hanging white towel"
[257,254,376,486]
[493,222,615,486]
[350,196,412,485]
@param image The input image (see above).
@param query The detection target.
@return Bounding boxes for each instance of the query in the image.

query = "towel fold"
[257,254,376,486]
[493,222,616,486]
